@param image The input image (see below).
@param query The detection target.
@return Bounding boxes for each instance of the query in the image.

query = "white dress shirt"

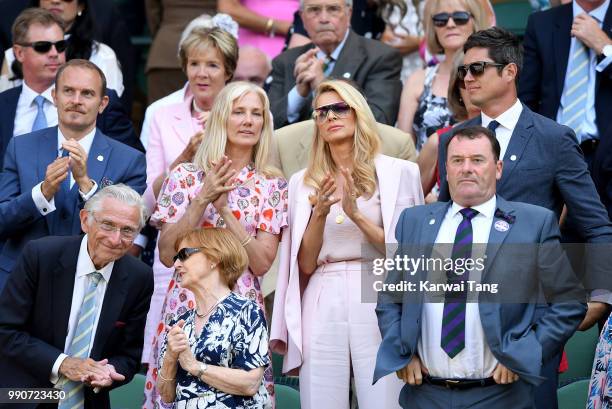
[13,82,58,137]
[51,235,114,384]
[418,196,499,379]
[481,98,523,160]
[31,127,98,216]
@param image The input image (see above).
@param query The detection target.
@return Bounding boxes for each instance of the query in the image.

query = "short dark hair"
[445,125,501,161]
[55,59,107,96]
[464,27,523,86]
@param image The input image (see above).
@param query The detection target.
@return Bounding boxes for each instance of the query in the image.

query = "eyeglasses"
[303,3,345,18]
[16,40,68,54]
[91,214,138,241]
[457,61,507,84]
[173,247,203,263]
[432,11,472,27]
[312,101,352,123]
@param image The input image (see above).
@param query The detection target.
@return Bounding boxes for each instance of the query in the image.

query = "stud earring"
[77,10,82,17]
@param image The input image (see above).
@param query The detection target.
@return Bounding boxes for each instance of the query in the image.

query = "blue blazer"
[518,3,612,138]
[437,105,612,244]
[373,197,586,390]
[0,86,144,170]
[0,126,146,282]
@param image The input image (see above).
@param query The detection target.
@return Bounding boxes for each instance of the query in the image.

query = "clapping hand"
[308,174,340,217]
[339,167,359,220]
[195,156,236,206]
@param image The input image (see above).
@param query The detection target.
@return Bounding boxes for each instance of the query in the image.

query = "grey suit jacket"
[374,197,586,392]
[266,30,402,128]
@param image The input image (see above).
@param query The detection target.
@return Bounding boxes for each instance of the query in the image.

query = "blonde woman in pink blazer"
[271,80,424,409]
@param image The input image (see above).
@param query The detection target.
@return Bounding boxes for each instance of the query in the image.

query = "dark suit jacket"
[519,3,612,138]
[0,86,143,170]
[267,30,402,128]
[437,105,612,244]
[592,125,612,220]
[0,235,153,409]
[0,127,146,284]
[374,197,586,399]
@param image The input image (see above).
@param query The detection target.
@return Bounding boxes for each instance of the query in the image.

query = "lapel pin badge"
[510,154,517,161]
[429,218,435,225]
[494,220,510,232]
[343,72,351,79]
[97,155,104,162]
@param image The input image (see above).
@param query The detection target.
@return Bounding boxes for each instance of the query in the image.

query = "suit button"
[42,208,47,212]
[61,211,68,220]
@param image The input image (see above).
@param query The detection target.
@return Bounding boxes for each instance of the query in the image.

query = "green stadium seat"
[559,326,599,385]
[275,383,301,409]
[492,0,534,37]
[557,379,590,409]
[110,373,145,409]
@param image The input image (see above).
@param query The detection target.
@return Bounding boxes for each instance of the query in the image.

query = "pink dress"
[143,162,288,409]
[238,0,299,58]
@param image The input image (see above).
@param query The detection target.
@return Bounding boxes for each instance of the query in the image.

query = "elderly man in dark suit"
[266,0,402,128]
[0,184,153,409]
[519,0,612,164]
[375,126,586,409]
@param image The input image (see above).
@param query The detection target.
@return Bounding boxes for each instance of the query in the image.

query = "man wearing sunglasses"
[519,0,612,166]
[266,0,401,129]
[437,27,612,409]
[0,8,142,173]
[0,184,153,409]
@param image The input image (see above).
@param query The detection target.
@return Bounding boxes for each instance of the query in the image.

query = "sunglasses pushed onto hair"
[173,247,203,263]
[312,101,352,123]
[17,40,68,54]
[432,11,472,27]
[456,61,507,86]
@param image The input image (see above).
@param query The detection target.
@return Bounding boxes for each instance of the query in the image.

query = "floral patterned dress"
[143,162,288,409]
[158,292,272,409]
[412,65,455,152]
[588,313,612,409]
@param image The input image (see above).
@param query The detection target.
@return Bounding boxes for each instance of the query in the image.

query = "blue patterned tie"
[31,95,48,132]
[441,207,478,358]
[487,120,500,135]
[559,40,590,138]
[59,272,103,409]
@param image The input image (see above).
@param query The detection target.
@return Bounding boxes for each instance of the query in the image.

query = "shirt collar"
[57,126,96,155]
[481,98,523,131]
[451,195,497,220]
[76,235,114,282]
[316,29,350,61]
[574,0,609,23]
[22,81,54,106]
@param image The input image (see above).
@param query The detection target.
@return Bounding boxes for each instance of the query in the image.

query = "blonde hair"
[179,26,238,80]
[193,81,280,178]
[424,0,488,55]
[304,80,380,197]
[176,228,248,288]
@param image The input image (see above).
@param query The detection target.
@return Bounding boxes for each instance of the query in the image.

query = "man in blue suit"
[0,8,142,172]
[0,59,146,291]
[375,126,586,409]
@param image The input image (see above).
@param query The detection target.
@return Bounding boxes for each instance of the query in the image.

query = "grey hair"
[299,0,353,9]
[84,184,148,229]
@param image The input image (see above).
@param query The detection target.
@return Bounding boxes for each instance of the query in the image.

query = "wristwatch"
[602,44,612,58]
[196,362,208,379]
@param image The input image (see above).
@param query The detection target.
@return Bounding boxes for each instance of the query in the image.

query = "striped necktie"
[323,55,334,77]
[441,207,478,358]
[559,40,590,138]
[59,272,103,409]
[31,95,48,132]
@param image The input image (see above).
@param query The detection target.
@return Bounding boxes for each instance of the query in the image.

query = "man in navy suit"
[0,184,153,409]
[375,126,586,409]
[436,27,612,409]
[519,0,612,163]
[0,59,146,291]
[0,8,142,172]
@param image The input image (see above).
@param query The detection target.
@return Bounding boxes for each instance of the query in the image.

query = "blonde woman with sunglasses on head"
[271,80,424,409]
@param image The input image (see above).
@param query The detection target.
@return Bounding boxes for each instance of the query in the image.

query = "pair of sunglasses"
[457,61,507,85]
[173,247,203,263]
[17,40,68,54]
[432,11,472,27]
[312,101,351,124]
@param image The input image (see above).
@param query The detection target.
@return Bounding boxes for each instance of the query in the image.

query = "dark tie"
[487,120,500,135]
[441,207,479,358]
[323,55,334,77]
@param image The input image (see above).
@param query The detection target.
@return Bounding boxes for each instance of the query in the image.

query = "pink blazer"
[143,97,200,214]
[270,154,424,374]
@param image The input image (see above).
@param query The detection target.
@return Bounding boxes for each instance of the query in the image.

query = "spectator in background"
[145,0,217,104]
[397,0,488,151]
[218,0,299,58]
[233,45,271,87]
[144,82,287,409]
[0,8,142,172]
[1,0,125,98]
[141,25,238,372]
[0,59,146,291]
[587,311,612,409]
[267,0,402,128]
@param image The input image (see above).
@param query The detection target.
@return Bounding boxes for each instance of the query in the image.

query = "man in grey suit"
[266,0,402,128]
[374,125,586,409]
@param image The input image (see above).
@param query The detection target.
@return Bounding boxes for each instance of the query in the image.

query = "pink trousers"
[300,261,404,409]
